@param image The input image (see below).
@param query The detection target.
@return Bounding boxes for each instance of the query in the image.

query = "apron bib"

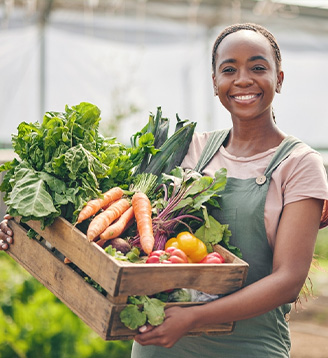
[132,130,302,358]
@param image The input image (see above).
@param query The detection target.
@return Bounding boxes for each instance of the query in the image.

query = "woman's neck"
[224,120,286,157]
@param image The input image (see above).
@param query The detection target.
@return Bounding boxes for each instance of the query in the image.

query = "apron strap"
[194,129,230,173]
[264,135,303,179]
[194,131,302,179]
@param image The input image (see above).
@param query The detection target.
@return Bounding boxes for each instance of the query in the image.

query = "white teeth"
[234,94,257,100]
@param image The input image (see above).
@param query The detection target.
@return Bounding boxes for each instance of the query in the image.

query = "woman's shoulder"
[288,139,325,168]
[277,138,328,201]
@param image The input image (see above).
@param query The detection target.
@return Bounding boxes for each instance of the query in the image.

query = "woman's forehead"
[216,30,274,61]
[219,30,270,51]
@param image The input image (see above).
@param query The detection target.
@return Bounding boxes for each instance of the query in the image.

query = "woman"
[1,23,328,357]
[130,23,328,357]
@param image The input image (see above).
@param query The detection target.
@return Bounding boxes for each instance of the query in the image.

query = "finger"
[0,222,12,237]
[6,236,13,244]
[138,325,155,334]
[134,325,164,346]
[4,214,13,220]
[0,234,13,247]
[0,240,8,250]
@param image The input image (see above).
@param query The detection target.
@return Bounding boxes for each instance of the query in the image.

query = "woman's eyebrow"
[218,58,236,68]
[249,55,269,63]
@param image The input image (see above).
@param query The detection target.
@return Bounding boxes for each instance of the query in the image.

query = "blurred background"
[1,0,328,146]
[1,1,328,357]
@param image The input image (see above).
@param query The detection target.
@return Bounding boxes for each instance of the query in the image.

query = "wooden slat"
[7,220,114,339]
[24,217,122,296]
[114,245,248,296]
[116,262,246,296]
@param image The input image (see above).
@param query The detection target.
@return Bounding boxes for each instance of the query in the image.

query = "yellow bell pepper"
[165,231,208,263]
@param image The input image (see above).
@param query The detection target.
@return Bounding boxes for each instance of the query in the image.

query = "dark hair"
[211,23,282,73]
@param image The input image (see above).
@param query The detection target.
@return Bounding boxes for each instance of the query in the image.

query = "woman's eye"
[252,66,266,71]
[222,67,236,73]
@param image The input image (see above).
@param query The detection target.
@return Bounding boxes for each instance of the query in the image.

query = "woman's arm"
[134,198,323,348]
[0,214,13,250]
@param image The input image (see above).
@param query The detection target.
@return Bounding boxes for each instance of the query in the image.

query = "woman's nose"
[234,70,253,87]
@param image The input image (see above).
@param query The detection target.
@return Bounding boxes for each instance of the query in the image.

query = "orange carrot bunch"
[77,185,156,254]
[86,198,131,242]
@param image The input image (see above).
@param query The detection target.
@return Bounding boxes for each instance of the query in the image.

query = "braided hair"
[211,23,282,74]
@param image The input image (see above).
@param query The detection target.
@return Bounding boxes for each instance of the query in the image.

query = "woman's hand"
[134,305,195,348]
[0,214,13,250]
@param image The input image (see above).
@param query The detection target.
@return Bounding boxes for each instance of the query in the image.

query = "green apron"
[132,130,302,358]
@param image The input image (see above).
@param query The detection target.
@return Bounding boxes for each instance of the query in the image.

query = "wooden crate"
[7,217,248,341]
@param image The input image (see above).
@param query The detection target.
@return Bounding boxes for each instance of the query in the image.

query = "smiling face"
[212,29,284,123]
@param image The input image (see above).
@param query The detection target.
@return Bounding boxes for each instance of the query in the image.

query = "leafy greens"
[0,102,155,227]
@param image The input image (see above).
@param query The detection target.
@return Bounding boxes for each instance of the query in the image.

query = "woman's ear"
[276,71,284,93]
[212,74,218,96]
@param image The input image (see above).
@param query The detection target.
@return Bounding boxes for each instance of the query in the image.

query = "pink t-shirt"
[181,131,328,249]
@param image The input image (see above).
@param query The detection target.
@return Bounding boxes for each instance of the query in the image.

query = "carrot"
[100,206,135,241]
[86,198,131,241]
[77,187,124,224]
[131,192,154,254]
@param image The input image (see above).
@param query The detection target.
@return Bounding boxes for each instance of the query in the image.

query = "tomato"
[165,232,208,263]
[146,247,188,264]
[199,252,225,264]
[165,247,189,263]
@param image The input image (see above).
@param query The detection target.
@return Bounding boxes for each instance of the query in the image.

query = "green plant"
[0,253,132,358]
[315,226,328,260]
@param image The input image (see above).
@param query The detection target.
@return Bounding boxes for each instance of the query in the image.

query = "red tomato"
[146,247,188,264]
[165,247,189,263]
[199,252,225,264]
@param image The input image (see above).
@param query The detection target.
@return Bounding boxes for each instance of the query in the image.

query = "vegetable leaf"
[6,165,57,219]
[1,102,157,226]
[194,215,230,252]
[143,296,166,326]
[120,295,166,330]
[119,305,147,330]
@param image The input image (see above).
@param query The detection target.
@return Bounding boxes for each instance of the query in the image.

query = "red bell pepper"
[199,252,225,264]
[146,248,188,264]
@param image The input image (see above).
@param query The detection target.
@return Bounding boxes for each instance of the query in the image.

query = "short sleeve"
[281,148,328,228]
[180,132,212,170]
[283,151,328,205]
